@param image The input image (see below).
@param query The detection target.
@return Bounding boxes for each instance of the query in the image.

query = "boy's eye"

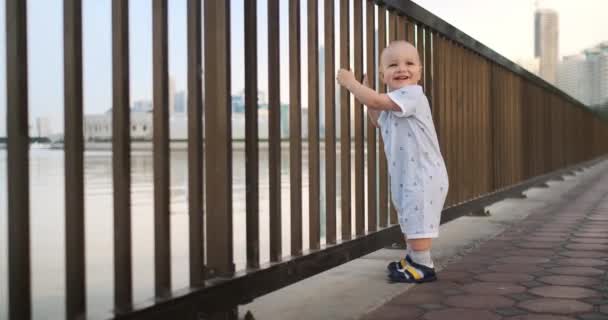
[389,63,397,67]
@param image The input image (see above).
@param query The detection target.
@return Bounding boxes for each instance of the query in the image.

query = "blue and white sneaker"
[386,254,414,273]
[387,256,437,283]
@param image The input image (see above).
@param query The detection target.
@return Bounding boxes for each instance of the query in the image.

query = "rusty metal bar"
[353,0,364,236]
[64,0,86,317]
[366,0,377,232]
[6,0,31,318]
[289,0,302,255]
[339,0,351,240]
[204,0,233,276]
[152,0,171,297]
[187,0,205,284]
[268,0,282,261]
[324,0,337,244]
[308,0,321,250]
[112,0,133,311]
[377,6,389,228]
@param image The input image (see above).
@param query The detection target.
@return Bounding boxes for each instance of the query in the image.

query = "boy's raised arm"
[336,69,400,112]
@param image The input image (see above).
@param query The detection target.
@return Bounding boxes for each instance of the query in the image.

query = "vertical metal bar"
[395,14,405,41]
[324,0,336,244]
[112,0,132,310]
[377,6,388,228]
[6,0,31,318]
[268,0,282,261]
[64,0,86,317]
[308,0,321,249]
[339,0,351,239]
[388,12,397,42]
[417,23,424,91]
[289,0,302,255]
[365,0,376,233]
[245,0,259,268]
[152,0,171,297]
[425,29,432,106]
[387,7,397,225]
[205,0,233,276]
[188,0,205,283]
[405,19,415,43]
[353,0,364,236]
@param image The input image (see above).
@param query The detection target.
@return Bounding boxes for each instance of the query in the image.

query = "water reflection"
[0,144,369,319]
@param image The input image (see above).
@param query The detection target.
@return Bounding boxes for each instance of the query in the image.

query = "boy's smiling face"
[380,41,422,91]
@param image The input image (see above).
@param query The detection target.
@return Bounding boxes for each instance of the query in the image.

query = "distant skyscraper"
[169,77,176,114]
[534,8,559,83]
[35,117,52,137]
[556,42,608,106]
[557,54,590,105]
[174,91,186,113]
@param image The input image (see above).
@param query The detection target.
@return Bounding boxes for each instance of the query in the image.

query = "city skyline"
[1,0,607,136]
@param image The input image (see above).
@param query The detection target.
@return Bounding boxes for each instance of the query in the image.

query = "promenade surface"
[363,164,608,320]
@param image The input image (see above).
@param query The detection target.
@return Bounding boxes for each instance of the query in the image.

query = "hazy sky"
[0,0,606,136]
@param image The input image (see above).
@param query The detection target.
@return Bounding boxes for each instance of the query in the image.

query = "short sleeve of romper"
[378,85,449,239]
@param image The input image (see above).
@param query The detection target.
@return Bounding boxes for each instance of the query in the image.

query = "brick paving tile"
[443,295,514,309]
[571,238,608,244]
[537,275,600,286]
[503,315,576,320]
[433,271,471,282]
[559,251,606,258]
[423,308,502,320]
[462,282,527,295]
[517,242,559,249]
[577,313,608,320]
[517,298,593,314]
[504,249,557,257]
[476,273,534,283]
[555,258,607,267]
[489,264,542,273]
[573,233,608,238]
[519,280,545,288]
[566,243,608,251]
[522,237,566,243]
[529,286,599,299]
[547,266,605,276]
[497,256,551,264]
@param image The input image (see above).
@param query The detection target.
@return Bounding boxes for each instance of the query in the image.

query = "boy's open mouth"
[394,75,410,80]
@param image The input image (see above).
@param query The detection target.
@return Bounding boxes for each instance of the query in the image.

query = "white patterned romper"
[378,85,449,239]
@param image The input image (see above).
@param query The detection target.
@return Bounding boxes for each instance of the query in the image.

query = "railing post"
[204,0,234,276]
[64,0,86,317]
[6,0,31,318]
[112,0,133,311]
[152,0,171,297]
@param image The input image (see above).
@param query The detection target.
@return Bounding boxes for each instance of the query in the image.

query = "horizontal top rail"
[378,0,592,112]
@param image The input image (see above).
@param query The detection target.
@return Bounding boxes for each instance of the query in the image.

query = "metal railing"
[5,0,608,319]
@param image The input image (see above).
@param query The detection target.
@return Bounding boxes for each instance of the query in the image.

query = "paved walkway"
[362,166,608,320]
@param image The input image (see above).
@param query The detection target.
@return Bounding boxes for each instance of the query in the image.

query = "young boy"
[337,41,449,283]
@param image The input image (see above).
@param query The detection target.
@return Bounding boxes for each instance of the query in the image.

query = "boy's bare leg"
[407,238,434,268]
[407,238,432,251]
